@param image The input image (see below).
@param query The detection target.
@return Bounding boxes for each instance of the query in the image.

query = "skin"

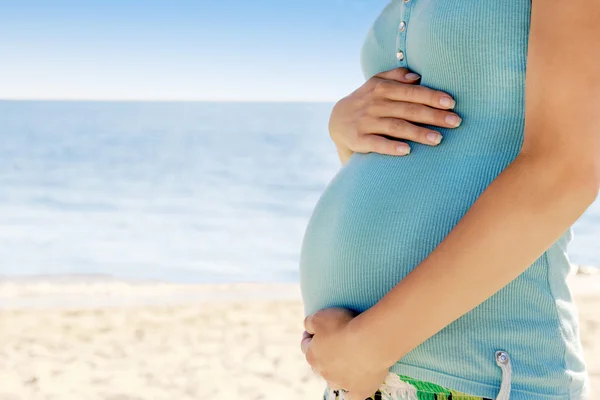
[301,1,600,399]
[329,67,462,164]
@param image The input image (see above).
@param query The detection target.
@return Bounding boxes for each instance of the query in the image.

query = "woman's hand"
[330,67,462,163]
[300,308,389,400]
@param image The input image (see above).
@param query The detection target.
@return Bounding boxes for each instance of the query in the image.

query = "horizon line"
[0,98,338,103]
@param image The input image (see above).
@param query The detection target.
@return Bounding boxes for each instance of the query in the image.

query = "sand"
[0,274,598,400]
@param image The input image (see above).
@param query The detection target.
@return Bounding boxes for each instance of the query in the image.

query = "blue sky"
[0,0,388,101]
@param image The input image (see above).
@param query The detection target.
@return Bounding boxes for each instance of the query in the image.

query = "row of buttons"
[396,0,412,62]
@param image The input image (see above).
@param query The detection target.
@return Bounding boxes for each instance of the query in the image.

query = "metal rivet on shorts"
[399,21,406,32]
[396,50,405,61]
[496,350,509,365]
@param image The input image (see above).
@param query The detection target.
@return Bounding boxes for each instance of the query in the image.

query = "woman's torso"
[299,0,589,398]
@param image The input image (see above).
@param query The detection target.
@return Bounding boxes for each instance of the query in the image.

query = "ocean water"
[0,101,598,283]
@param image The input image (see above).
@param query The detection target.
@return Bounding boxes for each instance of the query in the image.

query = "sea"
[0,101,598,284]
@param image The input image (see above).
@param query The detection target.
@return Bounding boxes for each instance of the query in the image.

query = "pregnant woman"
[299,1,599,399]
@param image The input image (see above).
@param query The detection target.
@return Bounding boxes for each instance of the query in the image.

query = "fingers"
[301,330,313,342]
[304,314,316,334]
[304,308,356,334]
[374,67,421,84]
[353,117,447,155]
[361,117,441,148]
[300,331,312,355]
[331,67,460,159]
[373,80,456,110]
[368,99,462,129]
[376,117,443,146]
[355,134,412,156]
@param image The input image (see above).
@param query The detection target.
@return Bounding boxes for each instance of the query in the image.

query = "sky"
[0,0,388,101]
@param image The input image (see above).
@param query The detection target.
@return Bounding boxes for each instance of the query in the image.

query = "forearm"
[353,152,598,367]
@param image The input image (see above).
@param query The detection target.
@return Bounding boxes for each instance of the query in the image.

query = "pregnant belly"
[299,148,515,316]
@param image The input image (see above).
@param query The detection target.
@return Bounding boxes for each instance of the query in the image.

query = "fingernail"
[440,96,455,108]
[445,114,462,127]
[405,72,420,81]
[427,132,442,145]
[397,144,411,155]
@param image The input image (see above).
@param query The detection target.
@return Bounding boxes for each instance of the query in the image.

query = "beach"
[0,274,598,400]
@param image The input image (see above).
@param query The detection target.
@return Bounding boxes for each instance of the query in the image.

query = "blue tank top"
[299,0,590,398]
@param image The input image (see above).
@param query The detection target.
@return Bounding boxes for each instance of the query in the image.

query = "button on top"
[495,351,510,365]
[398,0,409,63]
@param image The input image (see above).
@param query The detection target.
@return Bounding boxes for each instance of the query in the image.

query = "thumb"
[375,67,421,84]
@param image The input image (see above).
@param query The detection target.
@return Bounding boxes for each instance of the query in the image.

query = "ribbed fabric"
[299,0,590,399]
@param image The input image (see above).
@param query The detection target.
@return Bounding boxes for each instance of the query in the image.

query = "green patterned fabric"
[323,374,492,400]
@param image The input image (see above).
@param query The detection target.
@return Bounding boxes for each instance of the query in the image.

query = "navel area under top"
[299,0,590,399]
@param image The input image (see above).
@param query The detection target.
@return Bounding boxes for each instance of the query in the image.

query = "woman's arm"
[351,0,600,368]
